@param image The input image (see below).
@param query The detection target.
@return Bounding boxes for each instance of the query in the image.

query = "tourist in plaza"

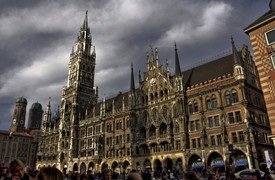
[184,171,199,180]
[86,170,94,180]
[34,167,64,180]
[5,159,33,180]
[126,172,143,180]
[100,169,111,180]
[79,174,88,180]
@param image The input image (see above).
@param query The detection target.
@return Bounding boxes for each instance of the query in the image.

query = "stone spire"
[130,63,135,93]
[174,43,181,76]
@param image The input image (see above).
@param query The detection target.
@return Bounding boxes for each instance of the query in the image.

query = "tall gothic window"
[212,95,218,108]
[194,100,199,112]
[225,91,231,105]
[206,96,211,109]
[232,89,239,103]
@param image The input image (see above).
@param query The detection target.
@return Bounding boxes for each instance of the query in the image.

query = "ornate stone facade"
[36,12,274,175]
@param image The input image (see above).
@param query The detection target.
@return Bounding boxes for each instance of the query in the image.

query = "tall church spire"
[82,11,89,30]
[130,63,135,93]
[174,43,181,76]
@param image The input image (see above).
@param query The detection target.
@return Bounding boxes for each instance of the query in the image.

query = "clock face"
[150,78,156,83]
[12,119,16,124]
[20,120,24,125]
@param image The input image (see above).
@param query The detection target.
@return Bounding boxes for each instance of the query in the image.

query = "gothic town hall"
[36,12,274,175]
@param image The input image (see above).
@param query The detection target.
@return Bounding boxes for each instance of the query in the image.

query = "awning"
[212,163,224,167]
[192,164,204,169]
[234,161,248,166]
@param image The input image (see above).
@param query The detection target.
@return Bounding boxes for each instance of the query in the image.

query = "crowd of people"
[0,159,274,180]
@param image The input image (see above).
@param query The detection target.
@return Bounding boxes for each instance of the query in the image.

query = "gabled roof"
[244,10,275,33]
[182,52,235,87]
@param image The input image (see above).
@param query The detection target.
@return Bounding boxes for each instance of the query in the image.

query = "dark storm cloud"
[0,0,271,130]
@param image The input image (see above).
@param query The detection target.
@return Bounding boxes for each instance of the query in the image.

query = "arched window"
[194,100,199,112]
[225,91,231,105]
[160,90,164,98]
[212,95,218,108]
[165,89,168,96]
[232,89,239,103]
[150,93,154,101]
[206,96,211,109]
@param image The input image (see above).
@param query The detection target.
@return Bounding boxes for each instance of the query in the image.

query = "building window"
[208,116,219,128]
[206,96,211,109]
[211,136,216,145]
[189,102,193,114]
[271,55,275,69]
[195,120,200,130]
[228,111,242,124]
[232,132,238,143]
[265,29,275,45]
[192,139,196,148]
[197,138,201,147]
[225,91,231,105]
[238,131,244,142]
[88,127,93,135]
[194,100,199,112]
[190,120,200,131]
[176,140,181,150]
[232,89,239,103]
[212,95,218,108]
[235,111,242,122]
[214,115,220,127]
[208,117,214,128]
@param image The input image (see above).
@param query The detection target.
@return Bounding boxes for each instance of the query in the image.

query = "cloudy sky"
[0,0,270,130]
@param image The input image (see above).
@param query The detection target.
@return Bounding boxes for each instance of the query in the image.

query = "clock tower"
[59,11,98,162]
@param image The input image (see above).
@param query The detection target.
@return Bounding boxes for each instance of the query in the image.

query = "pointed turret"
[231,36,241,65]
[44,97,51,122]
[155,47,159,66]
[146,51,150,70]
[166,59,170,79]
[130,63,135,93]
[150,46,154,64]
[42,97,51,132]
[174,43,181,76]
[232,36,245,82]
[82,11,89,30]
